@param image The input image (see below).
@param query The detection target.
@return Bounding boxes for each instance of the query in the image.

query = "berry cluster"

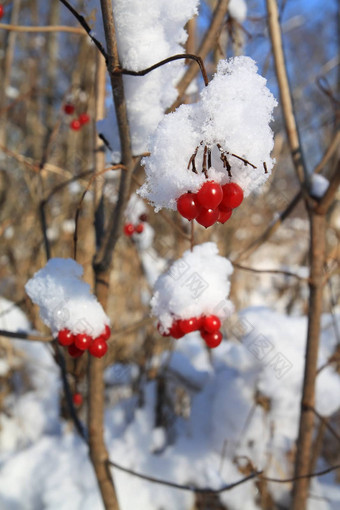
[57,325,110,358]
[63,103,90,131]
[177,181,243,228]
[0,5,4,19]
[158,314,223,348]
[123,213,148,237]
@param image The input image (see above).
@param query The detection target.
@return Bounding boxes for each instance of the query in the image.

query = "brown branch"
[0,22,86,34]
[88,1,135,508]
[109,317,153,342]
[0,143,74,177]
[55,344,87,439]
[266,0,308,187]
[169,0,231,111]
[73,164,126,260]
[0,329,52,342]
[115,54,209,87]
[58,0,107,57]
[236,130,340,261]
[260,463,340,484]
[306,404,340,444]
[316,159,340,215]
[93,1,135,273]
[107,459,261,493]
[291,211,327,510]
[232,262,308,281]
[237,190,302,261]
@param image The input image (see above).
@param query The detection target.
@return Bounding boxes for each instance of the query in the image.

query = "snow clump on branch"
[84,0,199,158]
[151,242,233,333]
[139,56,277,212]
[25,258,109,338]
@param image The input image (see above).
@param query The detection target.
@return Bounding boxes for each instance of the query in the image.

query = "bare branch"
[316,159,340,215]
[169,0,231,111]
[58,0,107,57]
[266,0,308,187]
[0,22,86,34]
[0,329,52,342]
[107,459,261,493]
[232,262,309,281]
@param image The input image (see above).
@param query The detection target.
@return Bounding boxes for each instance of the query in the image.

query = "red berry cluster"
[0,5,4,19]
[123,213,148,237]
[57,324,110,358]
[158,314,223,348]
[177,181,244,228]
[63,104,90,131]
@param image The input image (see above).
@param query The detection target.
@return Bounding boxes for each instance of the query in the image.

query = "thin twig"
[232,262,308,281]
[304,404,340,444]
[73,164,126,260]
[55,343,87,439]
[58,0,107,56]
[115,54,209,87]
[266,0,308,188]
[109,317,154,342]
[169,0,231,111]
[107,459,261,493]
[0,22,86,33]
[316,160,340,215]
[236,191,302,261]
[0,329,52,342]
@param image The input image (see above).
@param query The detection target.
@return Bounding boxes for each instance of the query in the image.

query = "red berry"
[178,317,199,334]
[70,119,81,131]
[0,5,4,19]
[177,193,201,221]
[218,208,232,224]
[101,325,111,341]
[169,320,185,339]
[78,113,90,125]
[196,208,219,228]
[157,323,170,337]
[196,181,223,209]
[58,329,75,346]
[221,182,244,209]
[72,392,83,406]
[201,330,223,348]
[202,315,221,333]
[196,316,204,329]
[68,344,84,358]
[63,103,75,115]
[74,332,92,350]
[124,223,135,236]
[139,213,148,222]
[135,223,144,234]
[89,337,108,358]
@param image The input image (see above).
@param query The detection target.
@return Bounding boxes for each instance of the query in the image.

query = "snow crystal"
[151,242,234,332]
[25,258,109,337]
[139,56,277,211]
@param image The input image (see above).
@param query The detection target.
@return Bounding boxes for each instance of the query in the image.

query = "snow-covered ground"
[1,297,340,509]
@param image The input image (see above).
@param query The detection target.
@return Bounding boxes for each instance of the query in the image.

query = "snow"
[139,57,277,211]
[310,173,329,198]
[124,193,147,225]
[151,242,234,332]
[25,258,109,338]
[90,0,199,157]
[228,0,247,22]
[1,296,340,509]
